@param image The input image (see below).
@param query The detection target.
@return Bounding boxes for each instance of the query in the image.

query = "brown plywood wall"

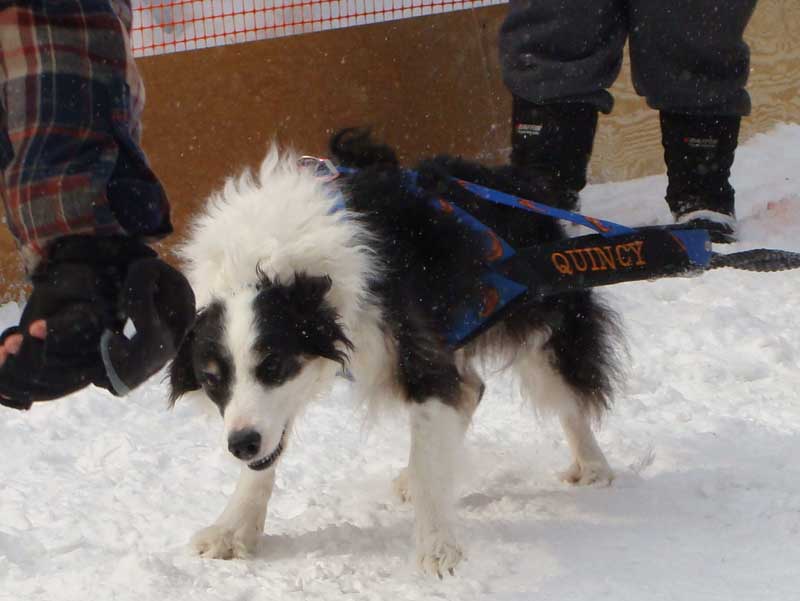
[0,0,797,299]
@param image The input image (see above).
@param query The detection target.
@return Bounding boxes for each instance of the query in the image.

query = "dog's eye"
[255,354,300,386]
[200,369,221,388]
[257,355,283,382]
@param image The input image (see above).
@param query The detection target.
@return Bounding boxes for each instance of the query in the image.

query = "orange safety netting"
[131,0,504,57]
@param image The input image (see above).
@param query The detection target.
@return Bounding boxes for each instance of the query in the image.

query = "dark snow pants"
[498,0,758,116]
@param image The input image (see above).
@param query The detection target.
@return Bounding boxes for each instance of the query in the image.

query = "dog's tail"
[330,128,398,169]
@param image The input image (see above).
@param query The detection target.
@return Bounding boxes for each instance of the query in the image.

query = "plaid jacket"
[0,0,171,271]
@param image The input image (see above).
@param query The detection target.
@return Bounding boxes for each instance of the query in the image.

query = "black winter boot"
[511,98,598,211]
[661,112,741,243]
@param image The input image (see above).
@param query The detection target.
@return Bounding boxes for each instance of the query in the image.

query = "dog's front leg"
[191,466,275,559]
[409,399,466,577]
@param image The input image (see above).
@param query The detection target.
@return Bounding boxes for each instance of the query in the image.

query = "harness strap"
[501,228,708,300]
[409,174,713,345]
[455,179,637,238]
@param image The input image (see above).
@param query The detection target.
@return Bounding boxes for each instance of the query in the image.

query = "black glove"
[0,236,195,410]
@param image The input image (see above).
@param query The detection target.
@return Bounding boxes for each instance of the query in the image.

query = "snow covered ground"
[1,124,799,601]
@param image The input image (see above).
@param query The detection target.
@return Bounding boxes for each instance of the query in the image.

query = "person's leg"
[499,0,627,209]
[0,0,171,268]
[629,0,759,242]
[499,0,628,112]
[659,112,741,242]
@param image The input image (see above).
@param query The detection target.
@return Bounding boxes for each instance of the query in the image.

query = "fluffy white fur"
[181,148,377,328]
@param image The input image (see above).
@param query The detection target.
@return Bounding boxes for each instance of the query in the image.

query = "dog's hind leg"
[191,466,276,559]
[514,341,614,486]
[557,410,613,486]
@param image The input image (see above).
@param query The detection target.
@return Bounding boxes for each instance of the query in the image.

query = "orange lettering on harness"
[565,248,589,272]
[616,241,646,267]
[595,246,616,270]
[552,252,573,275]
[628,240,646,265]
[551,241,647,276]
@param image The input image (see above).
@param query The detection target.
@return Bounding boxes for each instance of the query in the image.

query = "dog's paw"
[560,460,614,486]
[392,467,412,503]
[416,532,464,578]
[190,523,260,559]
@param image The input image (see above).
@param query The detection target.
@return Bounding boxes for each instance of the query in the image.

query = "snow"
[1,124,799,601]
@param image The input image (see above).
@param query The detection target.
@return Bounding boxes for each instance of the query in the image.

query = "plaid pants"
[0,0,171,271]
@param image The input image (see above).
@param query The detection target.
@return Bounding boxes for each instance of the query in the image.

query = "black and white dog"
[168,130,621,577]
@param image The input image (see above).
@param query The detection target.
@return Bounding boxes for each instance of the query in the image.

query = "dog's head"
[168,271,352,472]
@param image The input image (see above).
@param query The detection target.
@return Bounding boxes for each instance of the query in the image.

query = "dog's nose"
[228,429,261,461]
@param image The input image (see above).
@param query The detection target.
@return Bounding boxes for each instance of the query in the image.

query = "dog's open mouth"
[247,428,287,471]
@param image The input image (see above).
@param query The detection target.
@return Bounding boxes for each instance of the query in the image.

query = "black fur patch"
[167,327,199,406]
[252,272,352,387]
[168,301,234,414]
[501,291,621,411]
[330,128,398,169]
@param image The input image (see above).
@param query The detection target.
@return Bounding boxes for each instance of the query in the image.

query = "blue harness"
[418,176,711,346]
[300,157,715,347]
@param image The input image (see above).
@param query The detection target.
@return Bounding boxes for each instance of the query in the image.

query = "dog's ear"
[167,326,199,407]
[254,273,353,368]
[288,273,333,313]
[289,273,353,366]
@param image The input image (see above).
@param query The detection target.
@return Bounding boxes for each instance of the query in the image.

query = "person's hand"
[0,320,45,366]
[0,236,195,410]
